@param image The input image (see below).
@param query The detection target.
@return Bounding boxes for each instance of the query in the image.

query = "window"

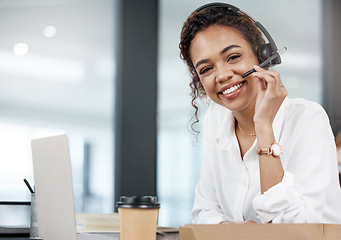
[0,0,115,214]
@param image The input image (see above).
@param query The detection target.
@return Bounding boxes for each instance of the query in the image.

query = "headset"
[194,2,282,67]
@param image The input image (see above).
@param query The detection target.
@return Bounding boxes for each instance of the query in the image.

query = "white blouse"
[192,98,341,224]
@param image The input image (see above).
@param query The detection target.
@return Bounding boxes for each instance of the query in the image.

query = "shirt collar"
[215,97,288,149]
[216,109,235,150]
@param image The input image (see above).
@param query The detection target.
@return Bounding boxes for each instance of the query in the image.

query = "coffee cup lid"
[116,196,160,209]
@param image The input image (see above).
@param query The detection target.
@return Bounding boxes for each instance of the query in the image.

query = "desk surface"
[0,237,28,240]
[0,232,180,240]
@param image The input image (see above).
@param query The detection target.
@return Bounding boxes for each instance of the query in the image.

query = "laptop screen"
[31,134,78,240]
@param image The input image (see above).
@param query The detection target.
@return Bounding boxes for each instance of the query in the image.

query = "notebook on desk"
[31,134,116,240]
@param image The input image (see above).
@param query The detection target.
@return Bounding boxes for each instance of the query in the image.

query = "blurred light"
[0,50,84,83]
[44,26,57,38]
[280,53,321,69]
[14,43,29,56]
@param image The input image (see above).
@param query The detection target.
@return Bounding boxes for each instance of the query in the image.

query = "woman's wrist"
[255,123,275,148]
[255,123,273,136]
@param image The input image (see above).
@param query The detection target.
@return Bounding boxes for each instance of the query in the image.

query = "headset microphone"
[241,47,287,78]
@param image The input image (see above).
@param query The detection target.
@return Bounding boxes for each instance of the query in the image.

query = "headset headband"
[193,2,281,66]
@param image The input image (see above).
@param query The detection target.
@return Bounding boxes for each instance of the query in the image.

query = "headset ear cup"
[257,43,273,63]
[257,43,282,66]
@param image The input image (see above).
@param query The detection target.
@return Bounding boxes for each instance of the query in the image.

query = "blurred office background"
[0,0,339,227]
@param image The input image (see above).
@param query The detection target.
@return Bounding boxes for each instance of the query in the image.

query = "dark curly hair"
[179,4,265,134]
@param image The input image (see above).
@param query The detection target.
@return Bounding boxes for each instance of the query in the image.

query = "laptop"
[31,134,116,240]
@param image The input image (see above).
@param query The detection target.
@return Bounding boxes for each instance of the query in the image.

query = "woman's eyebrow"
[195,59,209,69]
[221,44,241,55]
[195,44,241,69]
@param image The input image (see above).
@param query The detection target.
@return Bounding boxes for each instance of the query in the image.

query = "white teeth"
[222,82,244,95]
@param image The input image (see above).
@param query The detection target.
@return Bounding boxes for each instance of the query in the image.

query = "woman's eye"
[227,54,241,62]
[199,67,212,75]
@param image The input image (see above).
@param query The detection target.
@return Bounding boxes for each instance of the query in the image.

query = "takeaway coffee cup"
[116,196,160,240]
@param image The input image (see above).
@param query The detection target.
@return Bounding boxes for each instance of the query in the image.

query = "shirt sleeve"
[252,106,337,223]
[192,106,234,224]
[192,178,234,224]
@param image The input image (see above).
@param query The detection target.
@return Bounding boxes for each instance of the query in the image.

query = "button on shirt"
[192,98,341,224]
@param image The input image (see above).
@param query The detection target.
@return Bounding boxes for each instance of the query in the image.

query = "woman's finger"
[252,67,285,93]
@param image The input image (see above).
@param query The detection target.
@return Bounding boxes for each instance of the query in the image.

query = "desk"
[0,232,180,240]
[0,211,179,240]
[0,236,28,240]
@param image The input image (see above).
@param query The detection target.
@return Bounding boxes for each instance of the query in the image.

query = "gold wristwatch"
[256,142,282,157]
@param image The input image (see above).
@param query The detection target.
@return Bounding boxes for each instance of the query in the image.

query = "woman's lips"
[219,80,246,98]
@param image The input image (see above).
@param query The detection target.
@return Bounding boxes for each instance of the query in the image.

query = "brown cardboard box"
[323,224,341,240]
[179,224,341,240]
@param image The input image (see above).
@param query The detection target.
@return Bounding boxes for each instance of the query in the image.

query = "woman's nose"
[215,66,233,83]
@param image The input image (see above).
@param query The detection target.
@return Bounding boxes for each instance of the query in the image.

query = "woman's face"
[190,25,259,113]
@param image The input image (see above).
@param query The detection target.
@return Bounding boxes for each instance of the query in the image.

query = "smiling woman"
[179,2,341,224]
[190,26,259,112]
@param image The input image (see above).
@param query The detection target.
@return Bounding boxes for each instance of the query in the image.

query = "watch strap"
[256,142,282,157]
[256,145,272,155]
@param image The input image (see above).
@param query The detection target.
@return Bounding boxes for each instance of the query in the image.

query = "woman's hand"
[252,66,286,194]
[252,65,287,128]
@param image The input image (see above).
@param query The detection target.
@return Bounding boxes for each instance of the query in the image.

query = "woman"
[179,3,341,224]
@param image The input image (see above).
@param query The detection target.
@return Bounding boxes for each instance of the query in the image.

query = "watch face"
[272,143,282,156]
